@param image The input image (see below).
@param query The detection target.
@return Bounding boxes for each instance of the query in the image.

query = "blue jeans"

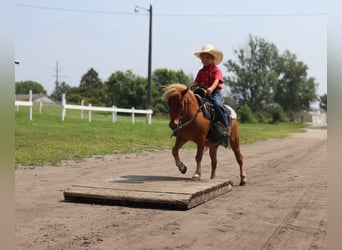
[209,92,229,129]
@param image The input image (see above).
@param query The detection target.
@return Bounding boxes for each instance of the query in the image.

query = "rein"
[171,97,202,137]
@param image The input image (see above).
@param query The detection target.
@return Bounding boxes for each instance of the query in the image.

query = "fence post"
[80,100,84,119]
[146,109,152,124]
[88,104,92,122]
[29,90,32,120]
[61,93,66,121]
[39,101,43,113]
[112,106,117,122]
[131,107,135,124]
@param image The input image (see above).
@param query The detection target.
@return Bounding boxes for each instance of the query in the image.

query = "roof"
[16,94,55,103]
[33,96,55,103]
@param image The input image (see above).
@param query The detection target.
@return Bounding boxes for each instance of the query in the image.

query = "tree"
[50,81,71,101]
[15,81,46,94]
[153,69,192,88]
[80,68,103,89]
[105,69,193,112]
[65,87,83,104]
[224,34,318,120]
[274,50,318,117]
[319,93,327,111]
[65,68,105,105]
[152,69,193,113]
[224,34,279,113]
[105,70,146,109]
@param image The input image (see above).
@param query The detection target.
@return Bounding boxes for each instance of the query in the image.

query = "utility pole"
[53,61,66,88]
[54,61,61,88]
[147,4,152,109]
[134,4,153,109]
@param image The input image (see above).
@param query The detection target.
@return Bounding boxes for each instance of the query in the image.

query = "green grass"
[15,106,306,166]
[238,122,307,144]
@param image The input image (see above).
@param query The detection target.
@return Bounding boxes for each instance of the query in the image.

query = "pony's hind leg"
[230,120,247,185]
[172,138,187,174]
[232,145,246,185]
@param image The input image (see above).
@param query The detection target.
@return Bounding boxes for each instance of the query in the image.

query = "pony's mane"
[162,83,188,102]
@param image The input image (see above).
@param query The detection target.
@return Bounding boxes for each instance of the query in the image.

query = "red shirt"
[194,63,223,89]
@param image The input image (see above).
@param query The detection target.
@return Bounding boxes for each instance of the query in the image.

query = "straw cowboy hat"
[194,44,224,65]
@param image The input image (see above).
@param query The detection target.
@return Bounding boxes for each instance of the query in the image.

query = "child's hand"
[207,87,213,95]
[190,84,197,90]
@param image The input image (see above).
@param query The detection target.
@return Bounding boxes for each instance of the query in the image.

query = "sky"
[15,0,327,100]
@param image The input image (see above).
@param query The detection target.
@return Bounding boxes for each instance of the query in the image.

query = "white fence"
[61,94,153,124]
[15,90,33,120]
[15,91,153,124]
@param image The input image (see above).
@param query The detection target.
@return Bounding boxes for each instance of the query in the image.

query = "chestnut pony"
[162,83,246,185]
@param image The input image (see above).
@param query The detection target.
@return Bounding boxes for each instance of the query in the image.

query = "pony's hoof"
[240,178,247,186]
[192,175,200,181]
[179,165,187,174]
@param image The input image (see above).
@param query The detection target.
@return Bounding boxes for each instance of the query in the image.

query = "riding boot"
[224,119,232,149]
[221,130,230,149]
[228,119,232,137]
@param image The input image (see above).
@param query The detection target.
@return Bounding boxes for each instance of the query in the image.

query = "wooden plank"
[63,176,233,210]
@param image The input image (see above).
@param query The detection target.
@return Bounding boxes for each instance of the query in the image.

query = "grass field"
[15,106,306,166]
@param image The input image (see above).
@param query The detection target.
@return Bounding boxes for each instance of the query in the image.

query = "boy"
[192,44,230,147]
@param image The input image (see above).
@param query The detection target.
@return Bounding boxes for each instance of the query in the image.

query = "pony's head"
[162,83,190,130]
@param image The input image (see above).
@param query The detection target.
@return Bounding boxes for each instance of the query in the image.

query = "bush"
[238,104,257,123]
[255,111,271,123]
[66,93,83,104]
[153,102,168,114]
[268,104,288,123]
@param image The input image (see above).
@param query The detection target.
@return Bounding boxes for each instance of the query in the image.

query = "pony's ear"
[181,88,189,97]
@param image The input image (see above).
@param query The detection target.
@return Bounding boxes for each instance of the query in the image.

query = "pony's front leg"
[172,137,187,174]
[209,145,219,179]
[192,144,205,181]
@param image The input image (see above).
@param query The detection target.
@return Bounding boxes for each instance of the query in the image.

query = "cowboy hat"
[194,44,224,65]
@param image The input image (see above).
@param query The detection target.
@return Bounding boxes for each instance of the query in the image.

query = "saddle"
[194,93,216,121]
[192,87,231,144]
[193,87,231,121]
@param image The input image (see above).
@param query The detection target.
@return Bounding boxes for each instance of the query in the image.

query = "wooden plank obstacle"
[63,175,233,210]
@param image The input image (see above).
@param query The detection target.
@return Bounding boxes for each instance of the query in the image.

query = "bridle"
[170,94,203,137]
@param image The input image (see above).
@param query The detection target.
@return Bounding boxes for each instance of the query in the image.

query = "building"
[16,94,55,104]
[295,108,327,125]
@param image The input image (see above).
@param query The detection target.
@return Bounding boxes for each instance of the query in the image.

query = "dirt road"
[15,126,327,250]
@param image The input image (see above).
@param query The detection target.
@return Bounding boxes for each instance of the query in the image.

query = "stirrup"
[221,132,230,148]
[227,127,231,137]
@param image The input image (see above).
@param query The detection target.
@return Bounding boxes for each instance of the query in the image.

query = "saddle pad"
[225,104,237,119]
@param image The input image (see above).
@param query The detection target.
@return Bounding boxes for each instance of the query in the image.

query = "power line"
[157,12,327,17]
[16,4,327,17]
[16,4,137,15]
